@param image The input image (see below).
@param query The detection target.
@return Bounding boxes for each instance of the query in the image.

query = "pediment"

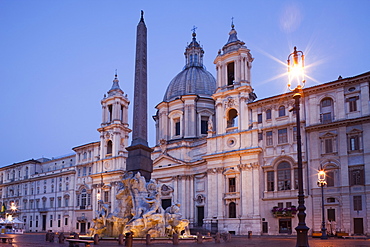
[153,154,183,168]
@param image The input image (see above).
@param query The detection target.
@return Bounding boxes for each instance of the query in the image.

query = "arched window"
[277,161,291,191]
[278,106,286,117]
[320,98,334,123]
[227,109,238,128]
[266,109,272,120]
[107,140,113,155]
[229,202,236,218]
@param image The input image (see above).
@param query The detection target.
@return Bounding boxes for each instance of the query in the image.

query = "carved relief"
[161,184,174,196]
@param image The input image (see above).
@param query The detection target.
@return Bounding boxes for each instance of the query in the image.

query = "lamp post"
[287,47,309,247]
[317,169,328,239]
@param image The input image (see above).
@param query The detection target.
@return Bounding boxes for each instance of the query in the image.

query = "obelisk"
[126,11,153,181]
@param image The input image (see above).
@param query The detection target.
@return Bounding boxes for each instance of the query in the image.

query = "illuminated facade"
[1,21,369,236]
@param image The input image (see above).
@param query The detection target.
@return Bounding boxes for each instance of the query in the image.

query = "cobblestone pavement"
[0,233,369,247]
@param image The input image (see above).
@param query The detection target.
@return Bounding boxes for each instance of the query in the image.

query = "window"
[348,97,358,112]
[65,218,68,226]
[58,197,61,207]
[174,118,181,136]
[267,171,274,191]
[65,197,69,207]
[349,135,360,151]
[349,166,364,185]
[294,169,298,190]
[108,104,113,122]
[277,162,291,191]
[258,132,263,141]
[83,152,87,160]
[327,209,335,221]
[327,197,336,203]
[227,62,235,85]
[107,140,113,155]
[353,196,362,211]
[81,189,87,207]
[324,138,333,153]
[83,167,87,176]
[320,98,334,123]
[293,126,297,142]
[321,170,334,187]
[104,191,109,202]
[201,116,208,135]
[229,202,236,218]
[278,128,288,144]
[278,106,285,117]
[227,109,238,128]
[266,131,273,146]
[257,114,262,123]
[266,109,272,120]
[229,178,236,192]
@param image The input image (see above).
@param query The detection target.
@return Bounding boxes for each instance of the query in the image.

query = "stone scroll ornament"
[90,172,189,238]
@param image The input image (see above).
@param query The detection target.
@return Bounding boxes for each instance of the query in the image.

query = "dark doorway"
[354,218,363,235]
[197,206,204,227]
[262,222,268,233]
[279,218,291,234]
[42,215,46,231]
[80,222,86,234]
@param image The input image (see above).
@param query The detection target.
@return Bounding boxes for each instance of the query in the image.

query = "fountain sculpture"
[90,172,189,238]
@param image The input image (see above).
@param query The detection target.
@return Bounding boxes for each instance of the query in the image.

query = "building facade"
[1,21,369,236]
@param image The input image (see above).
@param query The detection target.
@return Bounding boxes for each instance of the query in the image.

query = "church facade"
[0,17,369,236]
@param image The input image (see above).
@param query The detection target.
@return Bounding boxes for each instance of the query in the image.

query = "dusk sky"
[1,0,369,166]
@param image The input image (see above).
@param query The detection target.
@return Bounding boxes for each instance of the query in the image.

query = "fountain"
[90,172,189,238]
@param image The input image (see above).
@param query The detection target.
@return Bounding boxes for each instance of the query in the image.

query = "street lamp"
[287,46,309,247]
[317,169,328,239]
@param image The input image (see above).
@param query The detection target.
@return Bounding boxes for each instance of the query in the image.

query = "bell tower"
[98,73,131,168]
[213,23,256,135]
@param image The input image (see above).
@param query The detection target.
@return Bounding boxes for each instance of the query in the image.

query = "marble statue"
[90,172,189,238]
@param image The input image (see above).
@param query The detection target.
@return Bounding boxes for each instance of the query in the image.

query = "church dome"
[163,31,216,102]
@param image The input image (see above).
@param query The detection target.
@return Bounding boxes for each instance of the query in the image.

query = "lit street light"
[287,46,309,247]
[317,169,328,239]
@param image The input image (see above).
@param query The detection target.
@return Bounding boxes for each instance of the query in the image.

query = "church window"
[229,178,236,192]
[120,105,124,122]
[227,62,235,85]
[278,106,285,117]
[320,98,334,123]
[257,114,262,123]
[227,109,238,128]
[278,128,288,144]
[104,191,110,203]
[201,116,208,135]
[277,162,291,191]
[267,171,274,191]
[266,131,273,146]
[229,202,236,218]
[266,109,272,120]
[108,104,113,122]
[107,140,113,155]
[174,118,181,136]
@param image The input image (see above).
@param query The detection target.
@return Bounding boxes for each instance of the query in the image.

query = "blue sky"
[1,0,369,166]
